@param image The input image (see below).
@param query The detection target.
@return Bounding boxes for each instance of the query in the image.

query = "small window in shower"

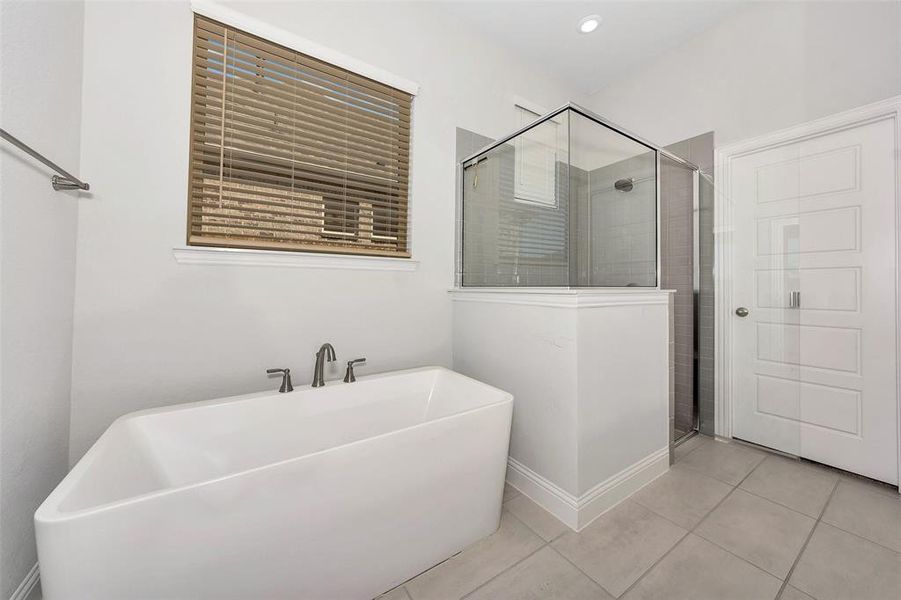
[514,106,559,208]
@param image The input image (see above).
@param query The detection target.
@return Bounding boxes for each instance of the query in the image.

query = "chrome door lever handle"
[789,290,801,309]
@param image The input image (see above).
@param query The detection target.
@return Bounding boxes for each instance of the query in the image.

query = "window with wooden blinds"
[188,15,413,257]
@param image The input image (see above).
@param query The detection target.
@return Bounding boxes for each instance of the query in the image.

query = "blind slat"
[192,21,409,104]
[191,151,408,195]
[191,117,409,177]
[191,85,411,156]
[189,185,408,216]
[192,40,412,119]
[200,56,413,134]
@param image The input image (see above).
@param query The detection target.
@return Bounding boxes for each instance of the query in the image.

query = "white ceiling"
[434,1,750,96]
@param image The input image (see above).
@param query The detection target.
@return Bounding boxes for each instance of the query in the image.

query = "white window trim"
[191,0,420,96]
[173,246,419,271]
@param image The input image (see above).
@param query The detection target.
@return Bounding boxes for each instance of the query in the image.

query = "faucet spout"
[312,343,337,387]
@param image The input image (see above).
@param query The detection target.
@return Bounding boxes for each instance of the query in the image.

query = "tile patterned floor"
[380,436,901,600]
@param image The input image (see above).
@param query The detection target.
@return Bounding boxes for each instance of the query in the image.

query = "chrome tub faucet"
[312,343,336,387]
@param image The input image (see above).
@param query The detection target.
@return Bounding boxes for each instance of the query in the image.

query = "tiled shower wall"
[662,133,715,438]
[659,156,695,437]
[582,154,657,287]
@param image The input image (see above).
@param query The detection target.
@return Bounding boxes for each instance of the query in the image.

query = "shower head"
[614,178,634,192]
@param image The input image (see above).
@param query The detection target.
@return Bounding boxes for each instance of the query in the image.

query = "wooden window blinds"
[188,15,413,257]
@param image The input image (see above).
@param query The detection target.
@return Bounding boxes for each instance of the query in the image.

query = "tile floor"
[382,435,901,600]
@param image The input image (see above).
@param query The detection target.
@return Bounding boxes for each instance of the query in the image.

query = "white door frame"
[714,95,901,488]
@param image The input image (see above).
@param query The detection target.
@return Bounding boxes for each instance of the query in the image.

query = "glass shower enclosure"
[457,103,710,442]
[459,105,661,288]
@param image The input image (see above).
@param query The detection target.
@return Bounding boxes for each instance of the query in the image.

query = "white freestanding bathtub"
[35,367,513,600]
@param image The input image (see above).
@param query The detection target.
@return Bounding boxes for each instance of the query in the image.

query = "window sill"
[172,246,419,271]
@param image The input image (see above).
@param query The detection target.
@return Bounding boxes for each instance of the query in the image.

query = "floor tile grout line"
[400,508,540,599]
[690,456,762,531]
[546,542,621,598]
[618,447,783,598]
[734,458,899,546]
[504,496,571,544]
[672,433,709,461]
[690,513,807,582]
[689,447,792,567]
[629,494,697,532]
[817,516,901,555]
[505,496,687,599]
[737,482,835,521]
[774,476,840,600]
[630,448,897,600]
[505,492,703,599]
[453,508,554,599]
[618,451,763,596]
[835,472,901,498]
[678,450,768,488]
[615,529,693,598]
[457,537,549,600]
[689,528,792,583]
[811,478,901,554]
[504,500,569,543]
[503,485,522,503]
[637,449,764,535]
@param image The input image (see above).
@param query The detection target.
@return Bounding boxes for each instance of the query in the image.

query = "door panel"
[733,139,802,458]
[732,117,897,485]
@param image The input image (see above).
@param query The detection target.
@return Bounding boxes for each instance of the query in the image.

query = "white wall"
[0,1,84,596]
[587,1,901,147]
[453,298,580,494]
[68,0,584,461]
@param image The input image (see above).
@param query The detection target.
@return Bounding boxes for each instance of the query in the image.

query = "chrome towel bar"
[0,128,89,191]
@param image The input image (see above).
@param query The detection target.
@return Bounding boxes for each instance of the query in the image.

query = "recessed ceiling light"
[578,15,602,34]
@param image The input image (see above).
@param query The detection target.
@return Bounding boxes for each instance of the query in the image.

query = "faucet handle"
[343,358,367,383]
[266,368,294,393]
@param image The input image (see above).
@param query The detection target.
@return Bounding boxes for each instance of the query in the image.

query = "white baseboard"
[506,459,581,530]
[506,447,670,531]
[10,563,39,600]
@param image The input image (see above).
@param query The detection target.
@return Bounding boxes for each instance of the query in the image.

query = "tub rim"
[36,366,513,523]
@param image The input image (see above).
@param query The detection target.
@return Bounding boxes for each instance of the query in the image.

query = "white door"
[731,116,898,485]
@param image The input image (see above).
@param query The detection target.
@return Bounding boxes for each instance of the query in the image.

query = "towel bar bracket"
[51,175,88,191]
